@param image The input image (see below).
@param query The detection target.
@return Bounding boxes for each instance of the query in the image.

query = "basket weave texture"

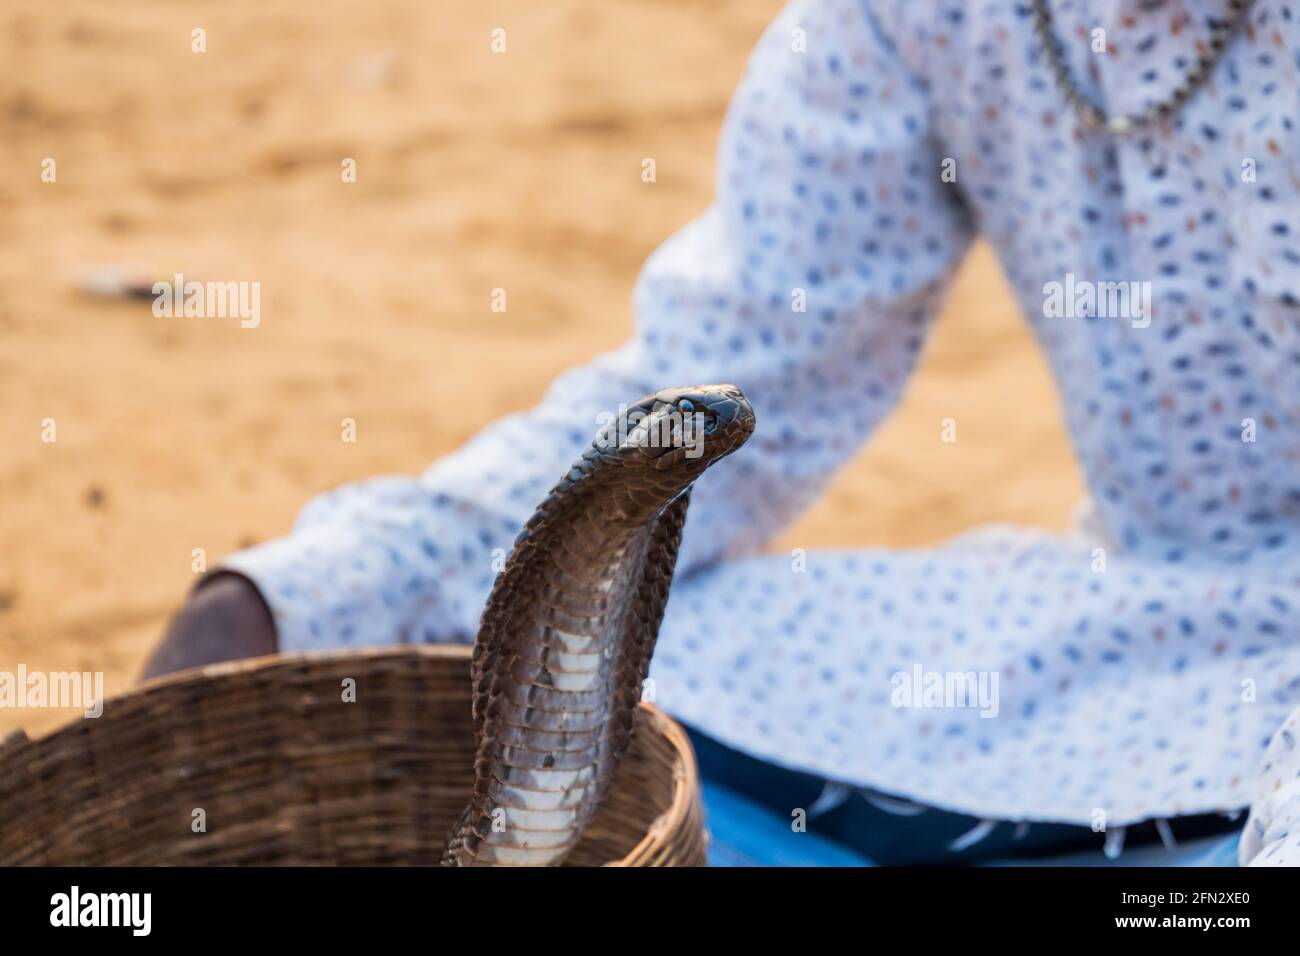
[0,645,708,866]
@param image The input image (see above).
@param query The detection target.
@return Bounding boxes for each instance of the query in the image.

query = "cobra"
[441,384,755,866]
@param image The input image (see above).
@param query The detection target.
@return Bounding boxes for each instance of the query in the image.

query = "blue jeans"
[686,728,1241,865]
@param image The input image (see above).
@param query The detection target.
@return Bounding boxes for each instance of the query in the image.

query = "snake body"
[441,384,754,866]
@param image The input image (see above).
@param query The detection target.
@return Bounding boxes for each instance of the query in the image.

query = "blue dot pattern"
[226,0,1300,832]
[1240,706,1300,864]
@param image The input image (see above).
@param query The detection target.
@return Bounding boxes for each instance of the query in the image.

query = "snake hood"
[441,384,753,865]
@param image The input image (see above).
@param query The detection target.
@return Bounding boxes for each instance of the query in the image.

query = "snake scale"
[441,384,755,866]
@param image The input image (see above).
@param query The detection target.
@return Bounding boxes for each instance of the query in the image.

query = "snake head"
[599,383,755,476]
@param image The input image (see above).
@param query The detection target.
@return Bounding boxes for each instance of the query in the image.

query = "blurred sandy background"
[0,0,1084,736]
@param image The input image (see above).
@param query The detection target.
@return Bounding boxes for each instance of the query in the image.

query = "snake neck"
[441,467,689,867]
[441,383,756,866]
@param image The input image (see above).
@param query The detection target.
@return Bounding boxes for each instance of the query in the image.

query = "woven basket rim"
[608,706,701,866]
[4,644,703,866]
[0,644,483,750]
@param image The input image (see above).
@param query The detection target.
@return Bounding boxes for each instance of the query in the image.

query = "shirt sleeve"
[223,0,975,653]
[1238,706,1300,866]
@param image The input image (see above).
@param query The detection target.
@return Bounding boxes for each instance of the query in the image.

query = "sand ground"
[0,0,1084,736]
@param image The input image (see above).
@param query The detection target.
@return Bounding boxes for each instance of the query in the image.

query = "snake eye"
[678,399,694,414]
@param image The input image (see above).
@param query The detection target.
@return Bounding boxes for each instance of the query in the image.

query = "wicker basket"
[0,645,708,866]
